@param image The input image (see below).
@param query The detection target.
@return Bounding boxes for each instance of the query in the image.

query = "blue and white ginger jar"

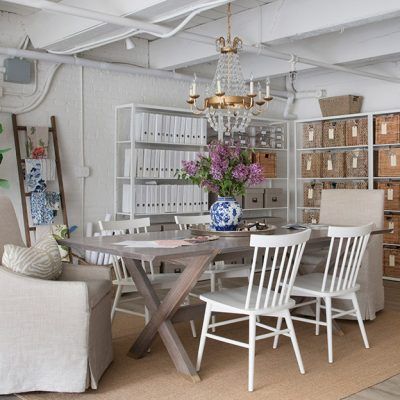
[210,197,242,231]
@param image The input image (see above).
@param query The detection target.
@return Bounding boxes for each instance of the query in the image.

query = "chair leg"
[284,310,305,374]
[315,297,321,336]
[273,317,283,349]
[248,314,256,392]
[351,293,370,349]
[325,297,333,363]
[196,303,212,371]
[210,273,216,333]
[217,277,223,291]
[111,285,122,321]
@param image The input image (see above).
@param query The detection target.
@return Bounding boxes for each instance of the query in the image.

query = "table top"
[59,225,388,263]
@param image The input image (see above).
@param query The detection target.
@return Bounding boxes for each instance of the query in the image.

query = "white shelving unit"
[294,109,400,282]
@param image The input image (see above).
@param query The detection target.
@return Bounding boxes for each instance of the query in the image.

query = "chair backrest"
[246,229,311,310]
[98,218,152,280]
[321,223,373,292]
[99,218,151,235]
[0,196,25,260]
[175,214,211,230]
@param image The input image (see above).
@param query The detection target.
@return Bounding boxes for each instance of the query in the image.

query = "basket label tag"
[389,254,395,267]
[311,218,317,224]
[352,157,358,168]
[327,159,333,171]
[389,221,395,230]
[388,188,394,201]
[382,122,387,135]
[390,154,397,167]
[328,128,334,140]
[308,129,314,142]
[352,125,358,137]
[308,188,314,199]
[306,159,312,171]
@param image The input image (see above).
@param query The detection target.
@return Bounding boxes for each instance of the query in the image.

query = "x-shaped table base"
[124,251,219,382]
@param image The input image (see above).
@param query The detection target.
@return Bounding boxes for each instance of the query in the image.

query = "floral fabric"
[25,159,47,193]
[30,191,60,225]
[26,126,49,159]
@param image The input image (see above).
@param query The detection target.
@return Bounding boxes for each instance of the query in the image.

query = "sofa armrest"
[59,263,112,282]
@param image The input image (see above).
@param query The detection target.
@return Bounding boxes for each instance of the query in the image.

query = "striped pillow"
[2,234,62,280]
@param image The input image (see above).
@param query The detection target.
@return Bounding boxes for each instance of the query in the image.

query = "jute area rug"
[18,310,400,400]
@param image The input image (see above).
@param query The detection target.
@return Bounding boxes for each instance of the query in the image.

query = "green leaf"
[0,179,10,189]
[0,123,3,134]
[0,148,11,155]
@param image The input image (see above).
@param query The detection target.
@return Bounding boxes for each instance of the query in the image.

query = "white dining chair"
[275,223,373,364]
[99,218,197,337]
[196,229,311,392]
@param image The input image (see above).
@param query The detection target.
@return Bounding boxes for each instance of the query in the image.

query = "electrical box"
[4,58,31,84]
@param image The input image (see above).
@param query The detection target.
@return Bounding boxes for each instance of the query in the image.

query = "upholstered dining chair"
[299,189,384,320]
[0,196,113,394]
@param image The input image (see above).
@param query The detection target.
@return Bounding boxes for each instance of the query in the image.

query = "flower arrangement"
[0,122,11,189]
[179,141,265,197]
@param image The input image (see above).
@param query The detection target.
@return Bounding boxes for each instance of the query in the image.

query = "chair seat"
[292,273,360,297]
[200,286,295,314]
[201,263,251,279]
[86,279,112,308]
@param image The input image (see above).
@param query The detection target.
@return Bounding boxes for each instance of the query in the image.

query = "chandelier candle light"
[179,141,265,231]
[187,3,273,135]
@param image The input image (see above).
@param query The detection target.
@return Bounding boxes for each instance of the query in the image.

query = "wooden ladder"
[12,114,69,246]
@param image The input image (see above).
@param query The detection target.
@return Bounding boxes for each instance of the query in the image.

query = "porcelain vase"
[210,196,242,231]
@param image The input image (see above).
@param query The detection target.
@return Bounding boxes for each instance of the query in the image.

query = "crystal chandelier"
[187,3,273,135]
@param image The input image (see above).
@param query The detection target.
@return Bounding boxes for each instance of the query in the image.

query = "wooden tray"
[190,225,277,237]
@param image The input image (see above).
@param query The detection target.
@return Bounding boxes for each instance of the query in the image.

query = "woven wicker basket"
[346,181,368,190]
[375,114,399,145]
[345,118,368,146]
[384,214,400,244]
[254,152,277,178]
[377,148,400,177]
[322,120,346,147]
[345,150,368,177]
[303,182,323,208]
[319,95,363,117]
[323,181,347,190]
[302,122,322,148]
[383,247,400,278]
[377,181,400,211]
[303,209,320,224]
[322,152,345,178]
[301,153,321,178]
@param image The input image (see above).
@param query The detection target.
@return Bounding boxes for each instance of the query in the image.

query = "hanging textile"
[26,126,49,159]
[30,192,55,225]
[25,159,47,193]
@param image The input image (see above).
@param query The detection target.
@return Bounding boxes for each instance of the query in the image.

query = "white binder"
[168,150,176,178]
[135,185,142,214]
[163,115,170,143]
[174,116,182,144]
[203,189,209,211]
[155,114,163,143]
[159,150,165,179]
[200,118,207,145]
[134,114,142,141]
[176,185,183,213]
[149,149,156,178]
[164,185,171,213]
[191,118,198,144]
[154,149,160,178]
[123,148,131,177]
[144,185,150,214]
[176,151,184,176]
[136,148,144,178]
[179,117,186,144]
[168,116,175,144]
[148,113,156,143]
[143,149,151,178]
[184,117,192,144]
[122,184,131,214]
[140,113,149,142]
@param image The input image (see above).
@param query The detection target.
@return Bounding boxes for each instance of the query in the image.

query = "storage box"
[319,95,363,117]
[345,118,368,146]
[345,150,368,177]
[244,188,264,209]
[303,182,323,207]
[346,181,368,190]
[377,148,400,177]
[323,181,347,190]
[234,194,243,208]
[383,247,400,278]
[302,122,322,148]
[322,120,346,147]
[375,114,399,144]
[321,152,345,178]
[264,188,284,208]
[377,181,400,211]
[301,153,321,178]
[383,214,400,244]
[254,152,276,178]
[303,209,320,224]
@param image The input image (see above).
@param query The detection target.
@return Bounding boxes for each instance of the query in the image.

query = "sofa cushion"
[85,279,112,308]
[2,234,62,280]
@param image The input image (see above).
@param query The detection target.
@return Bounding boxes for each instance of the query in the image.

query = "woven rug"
[18,310,400,400]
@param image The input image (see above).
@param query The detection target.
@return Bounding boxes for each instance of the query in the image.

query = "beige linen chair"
[300,189,384,320]
[0,196,113,394]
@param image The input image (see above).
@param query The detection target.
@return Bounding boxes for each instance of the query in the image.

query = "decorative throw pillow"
[2,234,62,280]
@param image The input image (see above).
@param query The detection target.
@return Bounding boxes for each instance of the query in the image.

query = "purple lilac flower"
[210,158,228,180]
[182,160,199,177]
[247,163,265,185]
[201,180,220,193]
[230,143,241,158]
[232,163,249,182]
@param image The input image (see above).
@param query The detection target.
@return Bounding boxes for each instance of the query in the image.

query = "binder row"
[136,149,202,179]
[135,113,207,145]
[135,184,209,215]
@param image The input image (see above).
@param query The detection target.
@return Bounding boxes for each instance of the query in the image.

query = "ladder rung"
[17,126,54,133]
[29,227,37,231]
[25,193,31,197]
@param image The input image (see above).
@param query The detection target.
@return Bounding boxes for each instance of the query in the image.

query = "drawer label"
[388,188,394,201]
[308,129,314,142]
[306,159,312,171]
[327,159,333,171]
[389,254,395,267]
[328,128,334,140]
[308,188,314,199]
[390,154,397,167]
[311,218,317,224]
[389,221,395,230]
[352,157,358,168]
[352,125,358,137]
[381,122,387,135]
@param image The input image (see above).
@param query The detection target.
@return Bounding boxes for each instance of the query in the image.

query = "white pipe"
[80,65,85,237]
[0,47,209,83]
[283,74,297,120]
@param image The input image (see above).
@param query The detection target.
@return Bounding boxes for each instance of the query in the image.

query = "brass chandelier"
[187,2,273,135]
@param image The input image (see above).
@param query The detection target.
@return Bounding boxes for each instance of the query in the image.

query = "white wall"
[0,12,202,237]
